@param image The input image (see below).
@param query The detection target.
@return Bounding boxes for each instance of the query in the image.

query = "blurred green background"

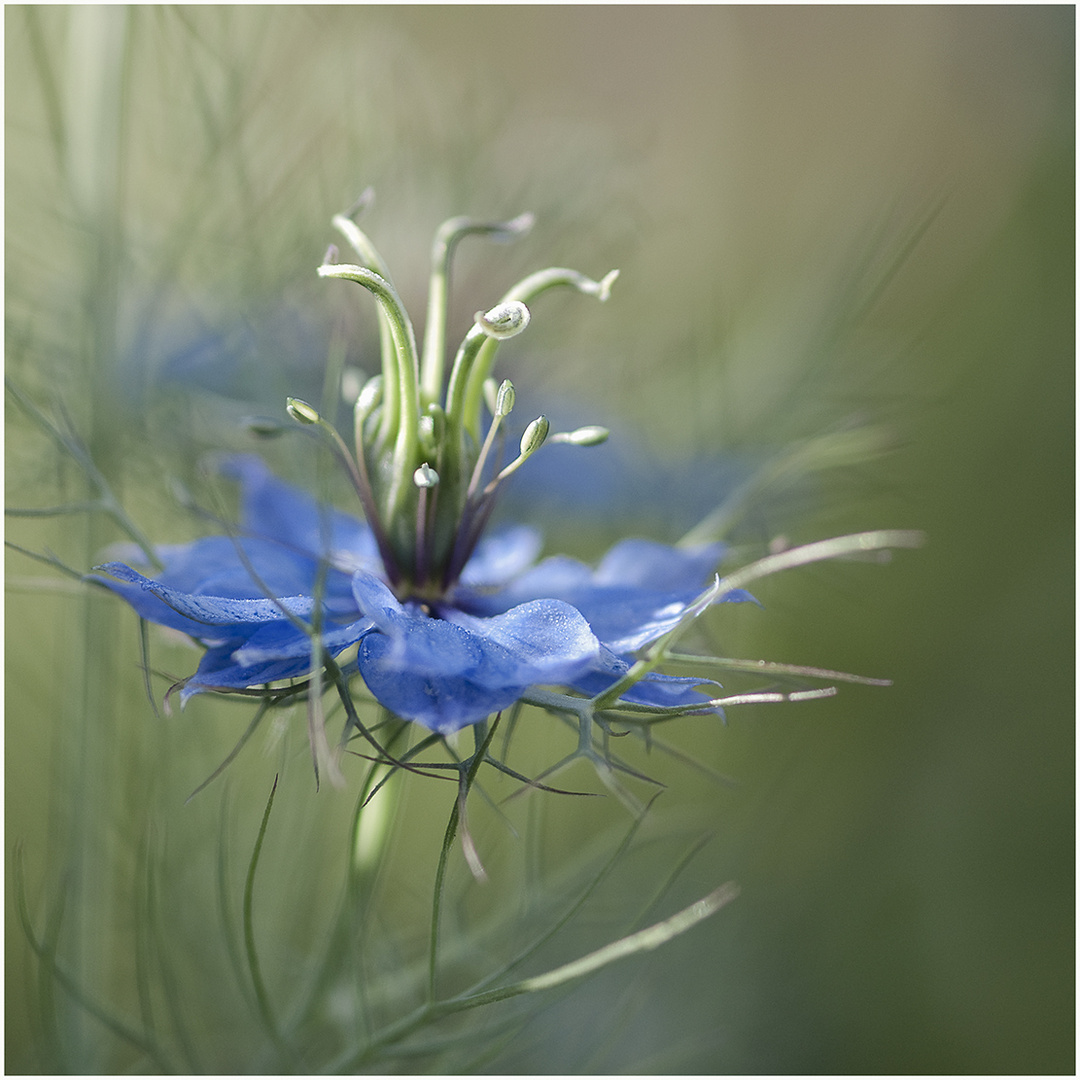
[6,6,1073,1073]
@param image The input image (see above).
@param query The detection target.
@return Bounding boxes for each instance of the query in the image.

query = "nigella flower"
[94,201,755,737]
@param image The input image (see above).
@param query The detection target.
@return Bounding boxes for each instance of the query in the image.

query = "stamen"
[457,267,618,441]
[494,379,516,416]
[518,414,550,455]
[466,379,515,501]
[413,463,439,588]
[485,414,549,493]
[413,463,439,488]
[285,397,399,584]
[446,407,557,587]
[548,425,610,446]
[286,398,320,425]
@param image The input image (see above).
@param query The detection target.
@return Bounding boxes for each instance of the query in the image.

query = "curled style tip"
[475,301,531,340]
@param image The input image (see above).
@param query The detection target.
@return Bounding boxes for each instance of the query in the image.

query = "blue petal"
[593,539,726,590]
[451,555,590,615]
[231,615,374,667]
[461,539,754,653]
[220,455,383,575]
[95,561,371,705]
[500,555,594,594]
[182,616,374,703]
[95,562,315,629]
[458,525,543,586]
[462,572,697,653]
[571,667,721,711]
[565,645,721,711]
[570,589,701,653]
[182,644,314,701]
[351,571,601,733]
[356,639,526,734]
[103,536,358,616]
[442,600,601,687]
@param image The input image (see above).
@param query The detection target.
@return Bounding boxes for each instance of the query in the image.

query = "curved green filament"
[420,213,534,409]
[458,267,617,441]
[331,209,394,279]
[444,323,497,437]
[420,218,485,408]
[317,264,421,525]
[332,211,401,446]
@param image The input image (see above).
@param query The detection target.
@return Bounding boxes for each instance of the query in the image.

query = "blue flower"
[96,456,751,734]
[94,207,755,736]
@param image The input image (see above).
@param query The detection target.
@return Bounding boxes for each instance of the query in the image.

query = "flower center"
[294,200,616,599]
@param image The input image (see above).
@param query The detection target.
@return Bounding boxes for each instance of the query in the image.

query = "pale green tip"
[595,269,619,301]
[497,211,535,239]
